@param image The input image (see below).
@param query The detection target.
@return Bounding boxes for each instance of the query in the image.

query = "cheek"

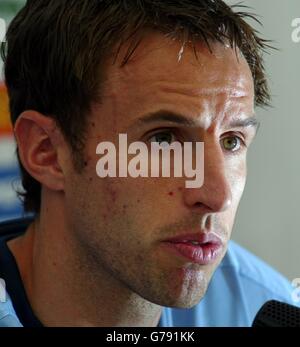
[96,177,153,230]
[228,158,247,200]
[98,177,180,244]
[224,161,247,223]
[233,173,247,203]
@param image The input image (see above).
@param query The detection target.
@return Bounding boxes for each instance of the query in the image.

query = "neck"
[8,199,162,327]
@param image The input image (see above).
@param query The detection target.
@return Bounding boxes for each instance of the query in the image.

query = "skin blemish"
[84,156,92,168]
[168,191,174,197]
[107,187,117,203]
[104,184,119,207]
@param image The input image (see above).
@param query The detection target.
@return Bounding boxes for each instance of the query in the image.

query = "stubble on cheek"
[69,164,225,307]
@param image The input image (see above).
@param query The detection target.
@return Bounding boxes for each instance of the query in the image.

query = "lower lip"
[161,241,223,265]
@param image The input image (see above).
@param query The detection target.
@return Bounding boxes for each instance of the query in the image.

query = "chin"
[153,292,205,309]
[144,283,207,309]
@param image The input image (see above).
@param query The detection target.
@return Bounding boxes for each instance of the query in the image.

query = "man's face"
[64,33,256,308]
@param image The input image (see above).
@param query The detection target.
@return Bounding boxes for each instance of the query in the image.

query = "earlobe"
[14,111,66,192]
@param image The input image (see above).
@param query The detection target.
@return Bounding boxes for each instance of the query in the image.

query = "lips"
[161,232,223,265]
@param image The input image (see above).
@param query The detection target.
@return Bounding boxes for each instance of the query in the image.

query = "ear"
[14,111,66,192]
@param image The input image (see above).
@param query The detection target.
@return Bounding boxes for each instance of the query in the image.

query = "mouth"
[161,232,224,265]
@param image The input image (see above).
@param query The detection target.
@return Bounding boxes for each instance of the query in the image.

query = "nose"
[183,141,232,213]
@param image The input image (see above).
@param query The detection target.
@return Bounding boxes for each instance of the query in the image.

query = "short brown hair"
[1,0,271,214]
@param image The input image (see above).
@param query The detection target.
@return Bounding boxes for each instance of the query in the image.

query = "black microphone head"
[252,300,300,327]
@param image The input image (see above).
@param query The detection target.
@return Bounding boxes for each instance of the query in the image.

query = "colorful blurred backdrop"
[0,0,25,221]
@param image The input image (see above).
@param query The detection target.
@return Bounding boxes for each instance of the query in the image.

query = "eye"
[221,136,243,152]
[149,130,177,146]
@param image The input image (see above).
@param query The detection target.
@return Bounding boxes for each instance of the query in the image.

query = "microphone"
[252,300,300,327]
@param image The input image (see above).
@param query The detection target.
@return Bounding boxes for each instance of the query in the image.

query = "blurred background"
[0,0,24,222]
[0,0,299,280]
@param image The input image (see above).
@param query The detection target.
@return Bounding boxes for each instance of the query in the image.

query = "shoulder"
[161,241,296,327]
[196,241,297,326]
[0,294,22,327]
[219,240,294,299]
[0,218,32,328]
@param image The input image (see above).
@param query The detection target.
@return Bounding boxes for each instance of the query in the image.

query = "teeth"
[190,241,200,245]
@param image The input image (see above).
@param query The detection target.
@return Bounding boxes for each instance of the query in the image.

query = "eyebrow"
[229,117,260,132]
[138,110,197,127]
[137,110,260,132]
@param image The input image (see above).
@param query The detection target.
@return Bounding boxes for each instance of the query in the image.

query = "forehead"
[98,32,254,129]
